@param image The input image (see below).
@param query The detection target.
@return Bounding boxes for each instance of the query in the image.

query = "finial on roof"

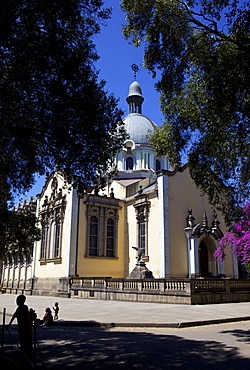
[131,63,139,80]
[202,210,208,228]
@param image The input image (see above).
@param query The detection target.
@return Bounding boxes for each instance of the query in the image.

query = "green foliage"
[0,0,127,200]
[0,208,41,257]
[0,0,127,255]
[122,0,250,224]
[244,261,250,274]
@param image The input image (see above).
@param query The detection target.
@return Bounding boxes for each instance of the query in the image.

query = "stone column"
[135,151,140,170]
[188,237,199,277]
[233,257,239,279]
[157,174,170,278]
[117,152,123,171]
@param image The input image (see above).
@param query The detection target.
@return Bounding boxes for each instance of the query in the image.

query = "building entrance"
[199,241,209,277]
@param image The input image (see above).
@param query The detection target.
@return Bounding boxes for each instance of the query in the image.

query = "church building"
[1,79,237,297]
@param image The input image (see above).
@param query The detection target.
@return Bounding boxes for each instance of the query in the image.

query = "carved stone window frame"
[84,195,121,259]
[39,184,66,263]
[133,193,150,261]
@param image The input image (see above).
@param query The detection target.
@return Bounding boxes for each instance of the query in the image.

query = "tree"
[214,201,250,271]
[0,206,41,260]
[121,0,250,224]
[0,1,127,253]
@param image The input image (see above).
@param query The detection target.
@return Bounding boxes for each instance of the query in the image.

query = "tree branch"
[171,0,244,49]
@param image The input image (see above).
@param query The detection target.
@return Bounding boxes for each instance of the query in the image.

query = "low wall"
[31,277,70,297]
[191,279,250,304]
[1,277,70,298]
[70,277,250,305]
[2,278,34,296]
[2,277,250,304]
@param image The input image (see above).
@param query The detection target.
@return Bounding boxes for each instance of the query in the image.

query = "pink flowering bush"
[214,201,250,266]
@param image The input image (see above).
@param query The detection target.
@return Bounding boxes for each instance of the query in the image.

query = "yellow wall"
[167,167,231,277]
[76,196,126,278]
[32,167,234,283]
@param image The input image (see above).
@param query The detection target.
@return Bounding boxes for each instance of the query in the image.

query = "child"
[52,302,59,320]
[41,307,53,326]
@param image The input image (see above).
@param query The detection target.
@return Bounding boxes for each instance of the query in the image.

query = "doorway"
[199,241,209,277]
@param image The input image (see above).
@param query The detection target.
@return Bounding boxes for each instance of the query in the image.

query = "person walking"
[52,302,59,320]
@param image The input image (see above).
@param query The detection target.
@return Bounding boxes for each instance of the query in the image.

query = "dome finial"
[126,80,144,114]
[131,63,139,80]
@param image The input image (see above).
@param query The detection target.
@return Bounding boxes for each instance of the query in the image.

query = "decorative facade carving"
[134,190,151,259]
[39,185,67,262]
[84,195,121,258]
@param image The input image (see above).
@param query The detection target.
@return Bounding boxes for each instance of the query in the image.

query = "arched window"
[155,159,161,171]
[26,254,32,266]
[89,216,98,256]
[126,157,134,170]
[20,254,25,266]
[54,221,61,258]
[40,226,46,259]
[134,200,150,258]
[139,217,146,256]
[14,255,18,266]
[39,190,66,262]
[106,218,115,257]
[86,200,120,259]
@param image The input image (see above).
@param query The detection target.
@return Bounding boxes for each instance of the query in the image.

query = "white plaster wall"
[157,174,170,278]
[102,180,127,200]
[33,173,74,279]
[126,193,162,278]
[147,195,161,277]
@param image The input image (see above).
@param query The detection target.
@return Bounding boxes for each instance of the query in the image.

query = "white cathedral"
[1,79,237,297]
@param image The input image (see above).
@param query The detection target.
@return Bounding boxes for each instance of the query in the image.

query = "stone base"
[75,289,191,304]
[31,277,70,297]
[126,263,154,279]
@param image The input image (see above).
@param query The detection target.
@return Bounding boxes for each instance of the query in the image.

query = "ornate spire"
[131,63,139,80]
[126,64,144,114]
[202,210,208,228]
[186,207,195,228]
[200,210,212,236]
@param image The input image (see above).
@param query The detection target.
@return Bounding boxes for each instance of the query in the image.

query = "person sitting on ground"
[52,302,59,320]
[40,307,53,326]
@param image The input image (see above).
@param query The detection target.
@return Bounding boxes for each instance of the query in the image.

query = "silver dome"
[127,81,143,98]
[124,113,157,145]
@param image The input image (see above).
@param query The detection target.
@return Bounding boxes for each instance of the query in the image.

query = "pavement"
[1,293,250,328]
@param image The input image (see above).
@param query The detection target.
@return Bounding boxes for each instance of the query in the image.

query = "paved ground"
[1,294,250,369]
[1,294,250,327]
[2,319,250,369]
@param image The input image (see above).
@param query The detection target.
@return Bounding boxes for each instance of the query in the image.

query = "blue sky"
[95,1,163,124]
[17,1,163,203]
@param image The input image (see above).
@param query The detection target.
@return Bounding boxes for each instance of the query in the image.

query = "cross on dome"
[131,63,139,80]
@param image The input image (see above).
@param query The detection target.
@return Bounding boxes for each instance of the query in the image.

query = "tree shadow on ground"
[1,323,250,369]
[220,328,250,344]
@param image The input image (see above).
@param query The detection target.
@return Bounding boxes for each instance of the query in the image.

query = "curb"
[49,316,250,328]
[3,316,250,329]
[178,316,250,328]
